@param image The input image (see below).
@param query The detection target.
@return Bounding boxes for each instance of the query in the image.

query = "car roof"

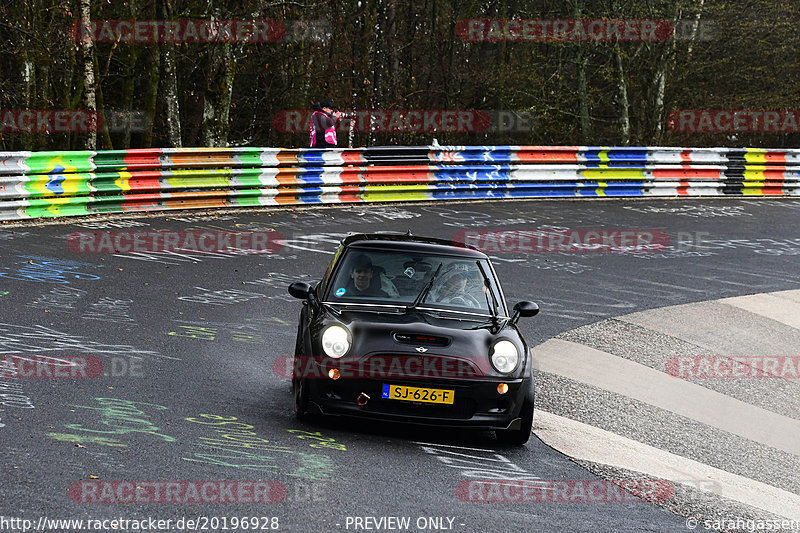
[341,233,487,258]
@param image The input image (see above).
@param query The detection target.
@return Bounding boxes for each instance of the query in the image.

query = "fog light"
[497,383,509,394]
[328,368,341,380]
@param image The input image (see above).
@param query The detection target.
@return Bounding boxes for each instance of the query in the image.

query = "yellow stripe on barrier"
[362,185,430,202]
[744,149,767,164]
[114,171,133,192]
[743,170,766,181]
[581,169,646,180]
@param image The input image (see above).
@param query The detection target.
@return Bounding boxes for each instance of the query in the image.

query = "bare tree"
[80,0,97,149]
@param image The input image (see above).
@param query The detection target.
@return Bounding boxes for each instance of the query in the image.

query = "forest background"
[1,0,797,151]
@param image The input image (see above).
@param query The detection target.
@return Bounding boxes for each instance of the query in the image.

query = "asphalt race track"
[1,198,800,533]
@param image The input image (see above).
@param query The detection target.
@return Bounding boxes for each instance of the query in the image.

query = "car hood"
[318,306,525,378]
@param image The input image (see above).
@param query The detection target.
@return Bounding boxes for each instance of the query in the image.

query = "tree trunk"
[368,0,384,146]
[20,46,34,149]
[573,0,590,142]
[80,0,97,150]
[118,0,139,150]
[615,45,630,145]
[94,55,113,149]
[686,0,706,61]
[652,3,682,144]
[141,45,160,148]
[161,0,182,147]
[201,40,235,147]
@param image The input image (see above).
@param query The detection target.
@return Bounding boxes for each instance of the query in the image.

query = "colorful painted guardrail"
[1,145,799,221]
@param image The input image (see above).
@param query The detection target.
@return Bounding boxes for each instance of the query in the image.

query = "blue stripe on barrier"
[299,151,328,164]
[297,168,325,185]
[431,168,513,182]
[295,187,325,203]
[581,149,650,163]
[430,189,509,200]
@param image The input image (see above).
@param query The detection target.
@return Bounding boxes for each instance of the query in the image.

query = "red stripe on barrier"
[516,147,580,162]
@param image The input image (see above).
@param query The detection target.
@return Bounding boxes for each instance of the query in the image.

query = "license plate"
[381,384,455,404]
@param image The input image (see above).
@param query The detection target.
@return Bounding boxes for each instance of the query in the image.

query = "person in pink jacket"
[309,100,341,148]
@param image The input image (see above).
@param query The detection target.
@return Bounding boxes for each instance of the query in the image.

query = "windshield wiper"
[409,262,443,309]
[476,261,500,317]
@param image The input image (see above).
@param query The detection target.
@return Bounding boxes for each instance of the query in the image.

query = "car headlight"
[491,340,519,373]
[321,325,350,358]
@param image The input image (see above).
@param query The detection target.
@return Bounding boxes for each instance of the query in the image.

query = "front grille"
[393,333,451,347]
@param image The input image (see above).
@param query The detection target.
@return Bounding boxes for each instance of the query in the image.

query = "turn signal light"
[328,368,341,380]
[497,383,509,395]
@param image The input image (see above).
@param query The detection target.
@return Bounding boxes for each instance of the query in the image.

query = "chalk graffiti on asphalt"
[0,255,102,284]
[26,286,87,311]
[46,432,127,447]
[415,441,545,481]
[177,287,269,306]
[621,204,752,218]
[0,322,171,359]
[168,319,283,343]
[0,230,31,241]
[75,220,150,229]
[183,414,333,480]
[0,377,35,409]
[63,397,175,442]
[82,297,135,323]
[286,430,346,451]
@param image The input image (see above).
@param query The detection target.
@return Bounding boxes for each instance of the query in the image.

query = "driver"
[344,254,389,297]
[428,265,482,307]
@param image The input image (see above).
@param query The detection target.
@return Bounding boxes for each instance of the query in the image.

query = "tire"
[496,384,534,445]
[292,319,310,420]
[293,377,309,420]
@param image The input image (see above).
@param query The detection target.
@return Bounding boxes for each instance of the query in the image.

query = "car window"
[326,249,501,314]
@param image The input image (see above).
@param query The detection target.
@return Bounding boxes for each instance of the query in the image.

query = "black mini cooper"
[287,233,539,444]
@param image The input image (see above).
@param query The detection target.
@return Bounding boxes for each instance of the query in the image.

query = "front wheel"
[496,385,534,445]
[293,377,309,420]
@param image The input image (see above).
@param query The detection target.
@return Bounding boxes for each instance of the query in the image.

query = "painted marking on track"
[534,337,800,455]
[535,410,800,521]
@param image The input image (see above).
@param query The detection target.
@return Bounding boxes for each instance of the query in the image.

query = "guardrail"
[2,145,799,221]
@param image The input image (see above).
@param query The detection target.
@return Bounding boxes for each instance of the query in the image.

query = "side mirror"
[288,282,320,309]
[510,301,539,325]
[288,282,312,299]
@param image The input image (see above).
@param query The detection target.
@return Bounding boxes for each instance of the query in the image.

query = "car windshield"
[326,248,504,315]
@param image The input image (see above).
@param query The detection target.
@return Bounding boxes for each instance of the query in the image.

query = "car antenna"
[406,229,412,236]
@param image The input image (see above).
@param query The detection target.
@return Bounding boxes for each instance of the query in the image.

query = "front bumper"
[304,375,531,430]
